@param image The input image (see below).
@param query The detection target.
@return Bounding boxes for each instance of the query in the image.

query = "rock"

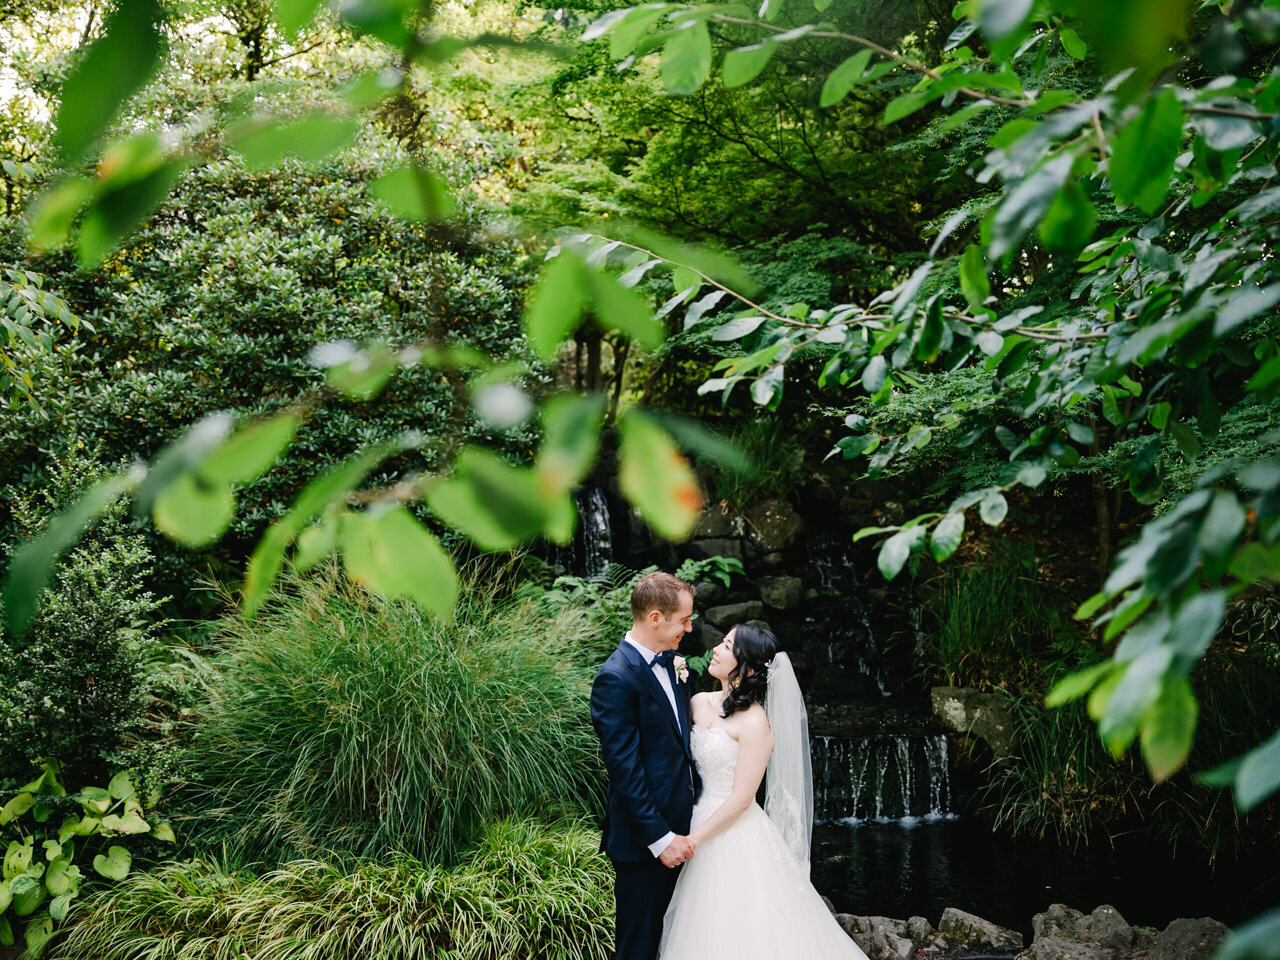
[1079,905,1132,952]
[744,619,773,633]
[836,915,913,960]
[1033,904,1085,940]
[693,580,724,604]
[931,686,1017,759]
[763,551,785,566]
[687,538,744,562]
[704,601,764,629]
[939,907,1025,954]
[1018,938,1114,960]
[907,916,935,941]
[697,621,725,651]
[756,575,804,609]
[693,504,735,538]
[747,499,804,553]
[1149,918,1230,960]
[822,895,836,915]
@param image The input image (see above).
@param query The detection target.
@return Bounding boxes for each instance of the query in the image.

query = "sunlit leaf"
[930,511,965,561]
[723,42,776,89]
[54,0,163,161]
[619,411,702,540]
[587,270,664,348]
[820,48,873,108]
[200,412,298,486]
[525,252,587,361]
[427,447,549,551]
[235,116,359,170]
[1140,676,1197,780]
[536,394,604,494]
[1110,88,1183,214]
[339,505,458,620]
[152,473,235,547]
[370,165,456,221]
[959,244,990,310]
[662,22,712,95]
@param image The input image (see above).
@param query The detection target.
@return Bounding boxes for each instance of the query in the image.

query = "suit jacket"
[590,639,698,862]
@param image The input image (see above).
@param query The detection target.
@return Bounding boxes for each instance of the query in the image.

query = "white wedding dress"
[658,725,870,960]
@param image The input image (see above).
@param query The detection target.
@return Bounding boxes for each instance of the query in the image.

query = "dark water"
[811,817,1280,940]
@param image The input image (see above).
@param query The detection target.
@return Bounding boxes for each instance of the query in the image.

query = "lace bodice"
[691,725,740,801]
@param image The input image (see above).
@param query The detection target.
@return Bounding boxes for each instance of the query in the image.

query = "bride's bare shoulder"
[734,703,773,742]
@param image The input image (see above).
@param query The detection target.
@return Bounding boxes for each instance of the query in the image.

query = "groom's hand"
[659,835,694,867]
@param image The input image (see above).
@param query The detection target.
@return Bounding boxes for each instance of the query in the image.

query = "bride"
[658,624,870,960]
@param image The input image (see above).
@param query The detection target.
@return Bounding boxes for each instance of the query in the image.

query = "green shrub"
[0,760,176,957]
[49,817,612,960]
[0,452,166,784]
[181,569,603,866]
[515,561,652,663]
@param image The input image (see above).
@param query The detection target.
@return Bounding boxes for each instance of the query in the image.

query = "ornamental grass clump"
[182,569,603,866]
[49,817,613,960]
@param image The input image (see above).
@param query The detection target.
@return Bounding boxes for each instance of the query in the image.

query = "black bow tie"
[653,650,677,668]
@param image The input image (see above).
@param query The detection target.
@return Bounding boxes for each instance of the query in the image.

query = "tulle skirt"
[657,799,870,960]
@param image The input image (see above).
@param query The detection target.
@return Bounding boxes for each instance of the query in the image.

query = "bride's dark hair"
[722,623,778,718]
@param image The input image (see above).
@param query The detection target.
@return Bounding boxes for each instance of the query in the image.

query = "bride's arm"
[688,708,774,848]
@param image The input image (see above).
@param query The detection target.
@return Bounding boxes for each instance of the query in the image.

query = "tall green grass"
[181,569,603,866]
[50,817,612,960]
[924,539,1085,689]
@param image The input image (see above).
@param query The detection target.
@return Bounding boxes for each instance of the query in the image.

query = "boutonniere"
[673,655,689,684]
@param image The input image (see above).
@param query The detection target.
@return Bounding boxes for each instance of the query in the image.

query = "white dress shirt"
[623,632,681,857]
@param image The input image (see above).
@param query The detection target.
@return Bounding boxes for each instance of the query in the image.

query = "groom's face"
[652,591,695,651]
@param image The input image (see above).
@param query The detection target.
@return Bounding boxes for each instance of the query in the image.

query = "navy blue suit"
[591,640,698,960]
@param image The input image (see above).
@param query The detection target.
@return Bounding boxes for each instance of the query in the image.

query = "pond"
[810,816,1280,941]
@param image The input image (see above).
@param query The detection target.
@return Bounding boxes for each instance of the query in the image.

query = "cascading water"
[576,486,613,579]
[811,734,955,824]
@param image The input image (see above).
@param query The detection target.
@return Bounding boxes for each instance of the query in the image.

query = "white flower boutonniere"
[673,655,689,684]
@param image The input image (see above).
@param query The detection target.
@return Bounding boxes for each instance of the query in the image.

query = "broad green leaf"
[1214,907,1280,960]
[339,506,458,620]
[1235,727,1280,812]
[525,252,588,361]
[536,394,604,494]
[243,445,394,617]
[618,411,703,540]
[50,892,74,923]
[979,489,1008,525]
[0,916,11,947]
[294,517,339,572]
[326,346,399,399]
[1110,88,1184,214]
[338,0,418,46]
[877,529,912,580]
[723,42,776,89]
[76,134,186,266]
[132,411,233,518]
[917,297,944,362]
[760,0,785,22]
[959,244,990,309]
[884,89,937,125]
[611,7,669,59]
[152,472,235,547]
[235,116,358,170]
[1059,25,1087,59]
[24,917,56,954]
[1045,660,1115,707]
[1199,491,1246,558]
[101,809,150,834]
[649,411,750,474]
[861,355,888,393]
[0,793,33,825]
[661,22,712,95]
[77,787,110,814]
[53,0,162,161]
[1038,180,1097,251]
[428,448,549,551]
[152,821,176,843]
[1100,645,1173,756]
[0,882,9,913]
[370,165,456,221]
[200,412,299,486]
[1141,676,1198,780]
[978,0,1033,45]
[712,316,767,341]
[819,49,874,108]
[989,152,1074,259]
[107,772,136,801]
[44,858,80,896]
[92,845,131,881]
[28,177,95,250]
[587,270,664,348]
[276,0,326,35]
[930,512,965,561]
[12,875,45,916]
[2,469,140,637]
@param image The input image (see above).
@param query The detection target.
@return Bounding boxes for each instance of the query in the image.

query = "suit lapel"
[620,641,689,755]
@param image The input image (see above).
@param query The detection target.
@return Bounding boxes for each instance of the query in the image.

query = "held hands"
[659,834,695,868]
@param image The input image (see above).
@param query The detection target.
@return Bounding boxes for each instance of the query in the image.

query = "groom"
[590,571,699,960]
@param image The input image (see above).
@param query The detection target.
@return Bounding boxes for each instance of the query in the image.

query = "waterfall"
[811,734,955,825]
[576,486,613,579]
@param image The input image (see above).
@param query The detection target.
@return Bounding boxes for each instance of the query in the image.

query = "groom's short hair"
[631,571,693,621]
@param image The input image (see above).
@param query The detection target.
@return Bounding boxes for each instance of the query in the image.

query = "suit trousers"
[612,856,681,960]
